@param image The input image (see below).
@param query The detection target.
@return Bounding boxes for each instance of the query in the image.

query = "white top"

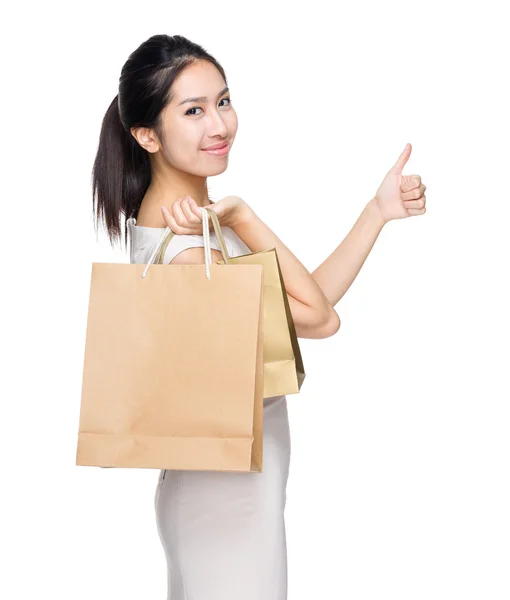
[126,216,252,264]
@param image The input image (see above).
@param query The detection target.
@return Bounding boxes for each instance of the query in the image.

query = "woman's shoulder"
[127,216,245,264]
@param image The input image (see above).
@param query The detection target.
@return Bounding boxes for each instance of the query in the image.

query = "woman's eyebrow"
[177,86,229,106]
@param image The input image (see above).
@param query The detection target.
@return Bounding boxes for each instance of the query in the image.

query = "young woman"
[92,33,427,600]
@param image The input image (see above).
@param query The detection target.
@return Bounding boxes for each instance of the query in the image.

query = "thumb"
[393,143,412,173]
[201,203,219,231]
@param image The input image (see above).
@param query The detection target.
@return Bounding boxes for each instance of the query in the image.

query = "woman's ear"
[130,126,160,154]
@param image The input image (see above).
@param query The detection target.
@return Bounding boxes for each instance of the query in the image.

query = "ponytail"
[92,94,151,250]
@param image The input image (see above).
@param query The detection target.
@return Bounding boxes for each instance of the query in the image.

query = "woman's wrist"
[367,196,388,228]
[233,198,256,229]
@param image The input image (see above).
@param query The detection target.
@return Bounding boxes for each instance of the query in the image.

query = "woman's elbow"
[295,308,341,339]
[320,309,341,338]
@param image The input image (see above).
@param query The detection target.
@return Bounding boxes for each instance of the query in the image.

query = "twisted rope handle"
[142,207,220,279]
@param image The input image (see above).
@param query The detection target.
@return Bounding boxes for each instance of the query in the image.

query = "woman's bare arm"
[159,196,340,340]
[311,198,386,307]
[231,208,340,339]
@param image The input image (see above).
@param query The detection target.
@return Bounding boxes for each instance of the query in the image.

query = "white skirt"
[154,395,291,600]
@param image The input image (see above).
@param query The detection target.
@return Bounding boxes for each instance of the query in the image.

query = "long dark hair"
[92,34,227,249]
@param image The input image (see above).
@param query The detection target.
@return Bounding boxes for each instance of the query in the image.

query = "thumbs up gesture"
[373,143,427,224]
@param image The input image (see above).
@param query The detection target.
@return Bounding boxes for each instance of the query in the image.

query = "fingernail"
[161,206,168,214]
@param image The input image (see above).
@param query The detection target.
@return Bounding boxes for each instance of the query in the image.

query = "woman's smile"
[201,142,229,156]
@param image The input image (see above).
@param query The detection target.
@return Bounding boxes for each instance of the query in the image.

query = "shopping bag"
[76,209,265,472]
[155,207,306,397]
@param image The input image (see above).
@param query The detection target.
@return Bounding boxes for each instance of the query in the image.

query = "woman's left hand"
[372,143,427,224]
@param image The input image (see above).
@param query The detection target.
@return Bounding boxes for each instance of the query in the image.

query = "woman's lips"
[201,143,229,156]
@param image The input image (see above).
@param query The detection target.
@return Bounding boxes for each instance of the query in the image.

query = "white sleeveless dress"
[126,217,291,600]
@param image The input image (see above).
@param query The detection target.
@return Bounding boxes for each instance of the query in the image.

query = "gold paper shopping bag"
[76,209,265,472]
[155,207,306,398]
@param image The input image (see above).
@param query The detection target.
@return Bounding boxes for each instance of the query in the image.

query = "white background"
[2,1,509,598]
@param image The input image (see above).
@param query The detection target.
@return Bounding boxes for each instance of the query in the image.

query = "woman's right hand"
[161,195,253,234]
[204,195,254,229]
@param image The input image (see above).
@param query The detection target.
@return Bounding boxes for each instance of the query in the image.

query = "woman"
[92,34,427,600]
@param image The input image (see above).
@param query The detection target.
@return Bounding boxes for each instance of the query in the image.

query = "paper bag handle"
[141,207,230,279]
[154,206,231,266]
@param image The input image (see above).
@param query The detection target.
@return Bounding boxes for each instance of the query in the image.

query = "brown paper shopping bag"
[155,207,306,398]
[76,209,265,472]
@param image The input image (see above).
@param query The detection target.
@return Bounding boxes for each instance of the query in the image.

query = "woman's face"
[155,60,238,177]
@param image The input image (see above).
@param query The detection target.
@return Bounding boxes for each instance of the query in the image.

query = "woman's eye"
[185,107,202,116]
[185,97,232,116]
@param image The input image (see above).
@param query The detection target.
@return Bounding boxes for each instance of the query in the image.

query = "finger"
[401,174,422,193]
[401,183,426,201]
[187,197,202,218]
[188,198,214,231]
[406,206,427,216]
[170,198,187,227]
[181,197,202,226]
[403,194,426,209]
[161,207,182,233]
[393,142,412,173]
[161,204,202,234]
[172,198,198,232]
